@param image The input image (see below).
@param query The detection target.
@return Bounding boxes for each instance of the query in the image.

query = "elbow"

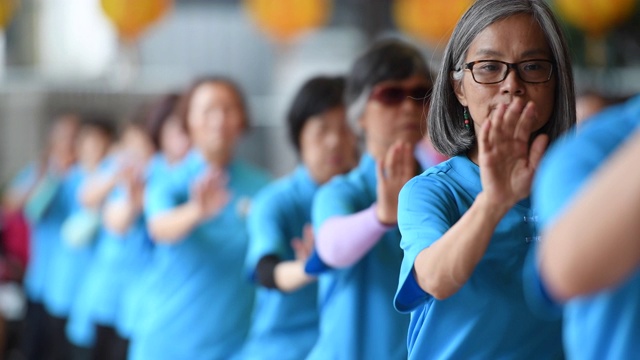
[416,272,457,301]
[539,261,581,302]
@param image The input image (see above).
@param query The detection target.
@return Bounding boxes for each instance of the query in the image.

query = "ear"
[450,71,468,107]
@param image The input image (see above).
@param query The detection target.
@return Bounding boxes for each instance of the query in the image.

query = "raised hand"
[191,168,230,221]
[376,140,416,225]
[121,163,146,209]
[291,224,315,263]
[478,98,549,212]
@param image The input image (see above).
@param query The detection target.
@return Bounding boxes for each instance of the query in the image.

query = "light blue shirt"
[9,164,68,303]
[43,162,107,319]
[128,150,270,360]
[395,155,563,359]
[532,95,640,360]
[66,160,155,347]
[243,166,319,360]
[306,154,409,360]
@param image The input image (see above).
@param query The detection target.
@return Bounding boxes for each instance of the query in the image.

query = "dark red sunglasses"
[370,85,432,106]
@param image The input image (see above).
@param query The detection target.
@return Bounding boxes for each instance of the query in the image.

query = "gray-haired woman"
[394,0,574,358]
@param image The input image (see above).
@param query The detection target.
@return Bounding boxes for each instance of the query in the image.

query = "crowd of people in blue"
[1,0,639,359]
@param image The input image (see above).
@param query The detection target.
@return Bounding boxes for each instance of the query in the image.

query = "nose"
[325,130,340,149]
[500,68,525,96]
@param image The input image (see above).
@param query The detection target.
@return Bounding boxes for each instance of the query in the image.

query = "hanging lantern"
[393,0,472,46]
[244,0,331,42]
[101,0,173,42]
[0,0,18,29]
[553,0,636,37]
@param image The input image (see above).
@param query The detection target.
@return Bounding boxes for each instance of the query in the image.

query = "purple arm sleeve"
[316,204,393,268]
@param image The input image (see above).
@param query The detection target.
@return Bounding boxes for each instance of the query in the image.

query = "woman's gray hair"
[429,0,576,157]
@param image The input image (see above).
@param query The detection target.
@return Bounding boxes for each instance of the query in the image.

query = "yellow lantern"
[244,0,331,42]
[101,0,173,42]
[554,0,636,37]
[393,0,473,46]
[0,0,18,29]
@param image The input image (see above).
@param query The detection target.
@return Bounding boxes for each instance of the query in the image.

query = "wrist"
[374,203,397,227]
[475,192,511,222]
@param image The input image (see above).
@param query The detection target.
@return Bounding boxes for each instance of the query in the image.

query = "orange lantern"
[553,0,637,37]
[244,0,331,42]
[393,0,473,46]
[0,0,18,29]
[101,0,173,42]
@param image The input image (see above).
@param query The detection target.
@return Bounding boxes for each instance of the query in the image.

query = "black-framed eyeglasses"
[462,59,554,84]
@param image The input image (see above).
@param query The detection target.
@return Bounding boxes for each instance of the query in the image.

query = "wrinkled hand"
[291,224,314,262]
[478,98,549,212]
[191,169,230,221]
[376,140,416,225]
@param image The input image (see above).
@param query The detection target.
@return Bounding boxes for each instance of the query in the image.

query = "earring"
[463,108,471,130]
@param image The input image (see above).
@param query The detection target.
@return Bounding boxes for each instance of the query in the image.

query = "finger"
[502,98,525,136]
[478,117,493,156]
[388,142,405,179]
[376,157,386,183]
[303,224,315,248]
[402,143,415,178]
[528,133,549,171]
[515,101,537,142]
[487,103,505,148]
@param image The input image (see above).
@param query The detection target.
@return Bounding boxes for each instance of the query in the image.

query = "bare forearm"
[148,202,202,243]
[414,193,507,300]
[274,260,315,293]
[540,131,640,301]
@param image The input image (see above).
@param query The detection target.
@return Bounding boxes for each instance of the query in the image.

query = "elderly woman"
[128,77,270,360]
[394,0,574,358]
[305,39,433,359]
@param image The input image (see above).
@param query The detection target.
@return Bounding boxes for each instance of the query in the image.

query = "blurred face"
[76,128,112,169]
[120,126,155,165]
[49,115,80,170]
[360,75,431,158]
[300,106,357,184]
[454,14,556,135]
[160,117,191,163]
[187,82,245,159]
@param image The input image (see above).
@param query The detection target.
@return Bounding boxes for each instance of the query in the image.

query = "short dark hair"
[144,93,181,150]
[176,76,249,133]
[287,76,346,153]
[345,39,430,124]
[80,114,117,142]
[429,0,576,157]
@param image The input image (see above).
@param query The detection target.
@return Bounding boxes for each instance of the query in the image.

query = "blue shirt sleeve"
[394,175,458,312]
[245,186,289,280]
[144,171,182,220]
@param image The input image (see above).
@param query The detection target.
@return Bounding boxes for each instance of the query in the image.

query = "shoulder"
[231,160,272,189]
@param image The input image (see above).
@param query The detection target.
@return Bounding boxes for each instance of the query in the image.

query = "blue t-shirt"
[66,160,155,347]
[243,166,319,360]
[128,150,270,360]
[42,162,107,318]
[395,155,563,359]
[9,164,69,303]
[305,154,409,360]
[532,95,640,360]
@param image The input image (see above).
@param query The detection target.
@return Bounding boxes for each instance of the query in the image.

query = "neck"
[467,145,479,165]
[202,148,232,168]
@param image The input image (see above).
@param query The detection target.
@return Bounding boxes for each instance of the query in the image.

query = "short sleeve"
[144,173,182,220]
[311,178,359,230]
[245,187,288,279]
[394,175,458,312]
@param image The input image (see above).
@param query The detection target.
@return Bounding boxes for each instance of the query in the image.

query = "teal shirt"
[306,154,409,360]
[128,150,270,360]
[532,95,640,359]
[395,156,563,359]
[243,166,319,360]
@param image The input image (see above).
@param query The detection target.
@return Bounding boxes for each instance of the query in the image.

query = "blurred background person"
[3,113,80,360]
[128,77,270,360]
[243,75,357,360]
[305,39,432,360]
[44,116,117,359]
